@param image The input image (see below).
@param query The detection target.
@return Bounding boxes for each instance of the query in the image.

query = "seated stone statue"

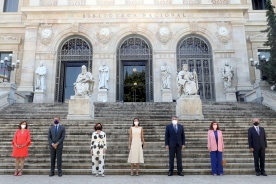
[177,64,198,97]
[74,65,95,96]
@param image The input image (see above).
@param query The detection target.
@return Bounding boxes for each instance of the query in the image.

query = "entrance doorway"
[116,35,153,102]
[123,61,146,102]
[63,61,88,101]
[55,36,93,102]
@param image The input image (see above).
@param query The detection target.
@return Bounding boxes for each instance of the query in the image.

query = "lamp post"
[0,54,20,82]
[249,52,269,80]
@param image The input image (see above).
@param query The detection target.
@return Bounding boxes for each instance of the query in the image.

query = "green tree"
[262,0,276,89]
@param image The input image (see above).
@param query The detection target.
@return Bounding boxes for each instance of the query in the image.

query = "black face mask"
[253,122,259,126]
[96,126,102,130]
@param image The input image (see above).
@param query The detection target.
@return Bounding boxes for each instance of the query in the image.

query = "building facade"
[0,0,271,103]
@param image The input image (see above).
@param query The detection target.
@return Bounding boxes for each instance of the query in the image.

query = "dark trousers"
[210,151,223,175]
[50,146,63,174]
[253,148,265,172]
[169,145,182,173]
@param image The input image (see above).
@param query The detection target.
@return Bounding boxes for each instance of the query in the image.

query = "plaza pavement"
[0,175,275,184]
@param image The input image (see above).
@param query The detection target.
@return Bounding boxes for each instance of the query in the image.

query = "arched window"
[3,0,18,12]
[252,0,266,10]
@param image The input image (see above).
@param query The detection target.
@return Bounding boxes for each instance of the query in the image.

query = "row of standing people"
[11,117,267,177]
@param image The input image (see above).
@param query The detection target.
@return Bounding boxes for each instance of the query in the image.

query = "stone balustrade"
[28,0,243,6]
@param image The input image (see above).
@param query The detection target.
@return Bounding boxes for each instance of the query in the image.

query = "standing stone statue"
[177,64,198,97]
[161,63,171,90]
[35,61,47,91]
[98,63,109,89]
[222,61,234,90]
[74,65,95,96]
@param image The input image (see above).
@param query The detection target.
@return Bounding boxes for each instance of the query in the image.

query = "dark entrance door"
[63,61,88,101]
[123,61,146,102]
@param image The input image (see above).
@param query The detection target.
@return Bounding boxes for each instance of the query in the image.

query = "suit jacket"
[248,126,267,150]
[207,130,224,152]
[48,124,65,148]
[165,123,185,147]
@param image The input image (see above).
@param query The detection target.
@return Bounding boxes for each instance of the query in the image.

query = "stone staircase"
[0,102,276,175]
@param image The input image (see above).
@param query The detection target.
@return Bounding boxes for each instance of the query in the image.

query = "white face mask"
[21,125,26,129]
[134,122,139,125]
[172,120,177,125]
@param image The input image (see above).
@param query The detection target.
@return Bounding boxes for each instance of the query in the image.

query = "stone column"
[17,23,39,94]
[232,22,253,92]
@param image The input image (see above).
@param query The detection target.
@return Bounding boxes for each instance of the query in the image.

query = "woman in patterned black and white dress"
[90,123,107,177]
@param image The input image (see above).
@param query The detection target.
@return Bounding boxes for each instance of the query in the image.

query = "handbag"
[221,154,226,167]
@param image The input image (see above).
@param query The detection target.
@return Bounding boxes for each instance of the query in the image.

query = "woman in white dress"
[128,118,146,176]
[90,123,107,177]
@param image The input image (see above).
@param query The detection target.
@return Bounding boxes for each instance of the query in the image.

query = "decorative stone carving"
[125,0,144,5]
[155,0,172,4]
[211,0,228,4]
[0,35,22,44]
[68,0,86,5]
[97,24,113,44]
[246,33,268,41]
[74,65,95,96]
[222,61,234,90]
[71,23,79,33]
[177,64,199,98]
[98,63,109,89]
[39,28,53,45]
[183,0,201,4]
[97,0,115,5]
[35,61,47,91]
[41,0,57,6]
[215,22,232,44]
[132,22,138,33]
[190,21,198,33]
[161,63,171,90]
[176,95,204,120]
[156,26,173,43]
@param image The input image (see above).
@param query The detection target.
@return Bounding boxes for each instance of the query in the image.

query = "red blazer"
[207,130,224,152]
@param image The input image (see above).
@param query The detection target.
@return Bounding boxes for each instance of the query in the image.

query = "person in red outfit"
[12,121,31,176]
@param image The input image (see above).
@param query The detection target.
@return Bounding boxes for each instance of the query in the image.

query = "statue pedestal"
[176,95,204,120]
[98,89,108,102]
[161,89,172,102]
[33,90,46,103]
[67,96,94,120]
[224,88,237,102]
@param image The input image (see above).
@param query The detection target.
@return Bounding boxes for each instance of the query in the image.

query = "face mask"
[96,126,102,130]
[54,120,59,125]
[134,122,139,125]
[172,120,177,125]
[254,122,259,126]
[21,125,26,129]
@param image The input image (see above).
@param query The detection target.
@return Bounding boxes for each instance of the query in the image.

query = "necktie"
[55,126,58,135]
[257,127,260,135]
[174,125,177,133]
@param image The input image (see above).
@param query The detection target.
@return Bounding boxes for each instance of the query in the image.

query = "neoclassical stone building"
[0,0,272,103]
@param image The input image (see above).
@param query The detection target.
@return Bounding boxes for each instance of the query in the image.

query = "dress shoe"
[178,172,184,176]
[256,172,261,176]
[168,172,173,176]
[49,172,55,177]
[261,172,267,176]
[58,173,62,177]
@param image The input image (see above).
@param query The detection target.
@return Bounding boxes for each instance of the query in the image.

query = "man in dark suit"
[248,118,267,176]
[165,116,185,176]
[48,116,65,177]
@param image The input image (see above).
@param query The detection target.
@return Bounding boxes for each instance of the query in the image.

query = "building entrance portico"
[116,35,153,102]
[177,35,215,101]
[55,36,93,102]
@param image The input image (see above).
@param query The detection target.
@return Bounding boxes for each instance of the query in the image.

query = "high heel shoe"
[17,172,22,176]
[13,172,18,176]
